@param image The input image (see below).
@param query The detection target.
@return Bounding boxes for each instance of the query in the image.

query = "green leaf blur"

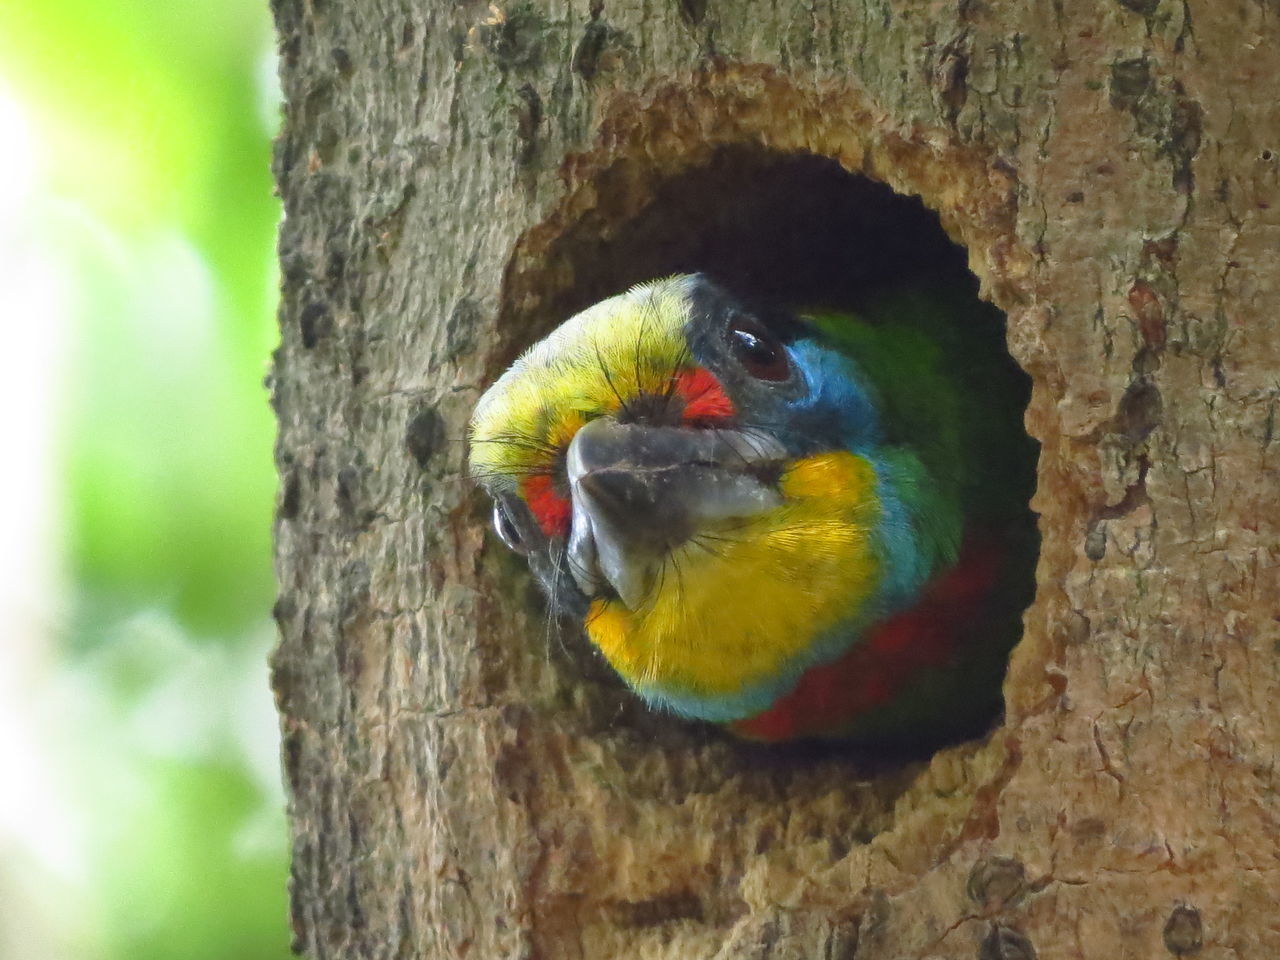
[1,0,279,636]
[0,0,290,957]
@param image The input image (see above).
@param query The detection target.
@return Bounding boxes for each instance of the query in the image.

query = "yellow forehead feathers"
[469,276,697,490]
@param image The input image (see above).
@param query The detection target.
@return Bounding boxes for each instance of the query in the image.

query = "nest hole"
[500,145,1038,769]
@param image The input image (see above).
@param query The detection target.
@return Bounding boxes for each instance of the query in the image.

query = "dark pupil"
[734,329,775,365]
[729,322,788,381]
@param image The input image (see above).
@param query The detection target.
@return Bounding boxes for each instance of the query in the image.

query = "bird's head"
[469,274,911,723]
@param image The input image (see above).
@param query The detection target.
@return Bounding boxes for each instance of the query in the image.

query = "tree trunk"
[269,1,1280,957]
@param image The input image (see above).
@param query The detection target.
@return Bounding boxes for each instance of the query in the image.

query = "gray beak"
[565,417,786,609]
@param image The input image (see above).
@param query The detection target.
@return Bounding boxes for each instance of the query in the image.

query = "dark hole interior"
[511,146,1038,763]
[540,147,977,327]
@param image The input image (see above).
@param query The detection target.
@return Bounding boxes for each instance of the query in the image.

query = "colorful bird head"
[470,273,1034,741]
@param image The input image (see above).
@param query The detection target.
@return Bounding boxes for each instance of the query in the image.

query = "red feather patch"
[521,473,571,538]
[731,537,1003,742]
[519,367,732,540]
[675,367,735,423]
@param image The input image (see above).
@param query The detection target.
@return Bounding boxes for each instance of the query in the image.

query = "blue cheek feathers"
[785,339,929,611]
[782,340,882,455]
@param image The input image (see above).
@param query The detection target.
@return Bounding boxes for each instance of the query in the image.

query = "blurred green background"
[0,2,290,958]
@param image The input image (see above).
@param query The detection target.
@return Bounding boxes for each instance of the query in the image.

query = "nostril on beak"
[565,416,634,477]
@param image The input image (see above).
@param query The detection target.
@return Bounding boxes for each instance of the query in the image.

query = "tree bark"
[270,1,1280,957]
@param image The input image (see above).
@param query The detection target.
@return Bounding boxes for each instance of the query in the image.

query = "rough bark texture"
[270,1,1280,957]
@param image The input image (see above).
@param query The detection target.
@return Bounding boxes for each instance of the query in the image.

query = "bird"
[468,273,1037,746]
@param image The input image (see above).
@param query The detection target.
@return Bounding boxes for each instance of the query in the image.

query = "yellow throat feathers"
[586,450,881,700]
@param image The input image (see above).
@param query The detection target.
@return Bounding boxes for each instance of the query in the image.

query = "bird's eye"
[727,315,790,382]
[492,500,530,555]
